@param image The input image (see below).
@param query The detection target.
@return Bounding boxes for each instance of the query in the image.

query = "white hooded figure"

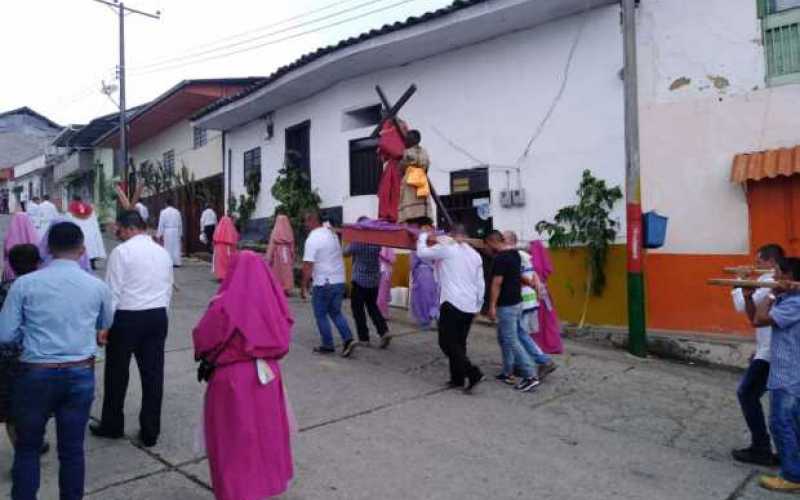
[66,197,107,261]
[157,201,183,266]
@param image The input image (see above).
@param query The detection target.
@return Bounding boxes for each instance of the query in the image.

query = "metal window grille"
[193,127,207,149]
[162,150,175,176]
[243,147,261,183]
[349,137,381,196]
[763,3,800,83]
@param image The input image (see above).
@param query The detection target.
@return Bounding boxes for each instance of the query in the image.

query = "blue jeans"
[737,359,771,452]
[518,312,552,365]
[312,283,353,348]
[496,305,534,379]
[770,389,800,483]
[12,366,95,500]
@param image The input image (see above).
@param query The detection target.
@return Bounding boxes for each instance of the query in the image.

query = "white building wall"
[131,119,223,182]
[227,5,626,242]
[638,0,800,254]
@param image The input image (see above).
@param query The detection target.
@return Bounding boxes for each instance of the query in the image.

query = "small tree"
[536,169,623,327]
[271,151,321,249]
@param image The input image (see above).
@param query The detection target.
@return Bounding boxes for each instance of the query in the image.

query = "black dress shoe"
[89,423,123,440]
[136,431,157,448]
[732,447,780,466]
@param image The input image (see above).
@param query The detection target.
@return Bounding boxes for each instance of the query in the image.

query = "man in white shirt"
[731,243,784,467]
[39,195,59,230]
[90,210,174,448]
[301,210,356,357]
[199,203,218,252]
[156,198,183,267]
[134,201,149,225]
[26,196,43,237]
[417,224,486,393]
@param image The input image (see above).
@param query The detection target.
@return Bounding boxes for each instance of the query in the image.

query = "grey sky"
[0,0,453,125]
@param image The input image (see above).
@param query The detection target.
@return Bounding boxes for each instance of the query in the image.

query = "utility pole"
[622,0,647,357]
[93,0,159,197]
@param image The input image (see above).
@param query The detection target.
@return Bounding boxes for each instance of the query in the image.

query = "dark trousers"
[737,358,771,451]
[438,302,482,385]
[101,308,168,442]
[203,224,215,252]
[351,282,388,341]
[12,366,94,500]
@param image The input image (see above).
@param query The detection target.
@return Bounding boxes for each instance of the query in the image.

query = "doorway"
[285,120,311,186]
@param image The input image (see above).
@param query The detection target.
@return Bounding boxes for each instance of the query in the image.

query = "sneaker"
[379,334,392,349]
[358,339,372,348]
[515,377,541,392]
[759,475,800,492]
[732,447,780,467]
[537,362,558,382]
[312,346,336,355]
[464,373,486,394]
[341,339,357,358]
[495,373,517,386]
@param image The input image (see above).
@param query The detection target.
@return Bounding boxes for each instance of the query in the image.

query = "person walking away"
[484,231,539,393]
[91,211,174,448]
[194,251,294,500]
[3,212,39,281]
[0,222,113,500]
[746,257,800,493]
[200,203,218,253]
[38,216,92,272]
[410,251,440,329]
[731,244,784,466]
[504,231,558,382]
[134,201,149,226]
[377,247,396,318]
[300,211,356,357]
[0,244,51,455]
[417,224,485,393]
[344,219,391,348]
[38,195,59,232]
[529,240,564,354]
[26,197,43,239]
[212,215,239,281]
[266,214,295,295]
[157,197,183,267]
[66,196,107,270]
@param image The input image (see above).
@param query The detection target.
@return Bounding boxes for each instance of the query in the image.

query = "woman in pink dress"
[193,251,294,500]
[529,240,564,354]
[3,212,39,280]
[377,247,396,318]
[212,216,239,281]
[266,214,295,295]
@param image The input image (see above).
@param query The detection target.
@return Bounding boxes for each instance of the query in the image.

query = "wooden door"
[747,175,800,255]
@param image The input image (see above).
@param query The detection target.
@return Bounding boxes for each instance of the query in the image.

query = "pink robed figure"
[266,215,295,294]
[212,216,239,281]
[3,212,40,280]
[377,247,396,318]
[529,240,564,354]
[193,251,294,500]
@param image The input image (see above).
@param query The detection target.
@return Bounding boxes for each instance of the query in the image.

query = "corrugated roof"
[0,106,61,130]
[731,146,800,183]
[193,0,492,120]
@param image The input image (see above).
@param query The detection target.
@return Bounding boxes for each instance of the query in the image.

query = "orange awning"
[731,145,800,183]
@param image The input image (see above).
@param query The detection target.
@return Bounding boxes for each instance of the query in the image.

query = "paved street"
[0,226,787,499]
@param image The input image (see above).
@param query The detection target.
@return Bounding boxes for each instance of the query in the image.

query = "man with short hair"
[344,217,390,348]
[200,202,218,253]
[301,211,357,357]
[0,222,114,500]
[91,210,174,448]
[417,224,485,393]
[484,231,539,393]
[157,197,183,267]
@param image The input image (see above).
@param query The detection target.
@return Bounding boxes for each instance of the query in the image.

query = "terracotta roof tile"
[731,146,800,183]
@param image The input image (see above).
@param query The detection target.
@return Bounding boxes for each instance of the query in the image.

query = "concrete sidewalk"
[0,257,783,499]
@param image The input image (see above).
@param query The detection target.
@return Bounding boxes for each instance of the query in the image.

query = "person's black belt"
[20,357,95,369]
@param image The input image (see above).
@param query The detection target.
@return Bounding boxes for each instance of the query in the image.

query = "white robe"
[67,212,107,260]
[135,202,149,223]
[157,206,183,266]
[39,201,59,231]
[27,202,43,238]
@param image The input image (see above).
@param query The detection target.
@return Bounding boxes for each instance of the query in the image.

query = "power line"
[129,0,420,76]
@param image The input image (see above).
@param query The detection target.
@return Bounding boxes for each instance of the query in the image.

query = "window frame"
[243,146,262,185]
[193,127,208,149]
[759,0,800,85]
[348,137,382,197]
[162,149,175,177]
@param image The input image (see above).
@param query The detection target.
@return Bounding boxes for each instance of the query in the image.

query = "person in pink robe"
[377,247,396,318]
[3,212,39,280]
[529,240,564,354]
[193,251,294,500]
[212,216,239,281]
[266,214,295,294]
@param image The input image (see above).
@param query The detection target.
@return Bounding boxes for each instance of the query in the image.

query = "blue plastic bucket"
[642,211,668,249]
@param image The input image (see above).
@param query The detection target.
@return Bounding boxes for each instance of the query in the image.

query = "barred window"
[349,137,381,196]
[193,127,208,149]
[760,0,800,84]
[243,147,261,184]
[162,150,175,176]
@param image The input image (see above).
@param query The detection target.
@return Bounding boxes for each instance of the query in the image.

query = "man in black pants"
[90,211,174,447]
[344,225,391,348]
[416,224,486,392]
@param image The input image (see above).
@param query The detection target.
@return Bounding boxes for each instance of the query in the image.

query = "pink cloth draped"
[529,240,563,354]
[4,213,40,280]
[193,251,294,500]
[266,215,295,292]
[212,217,239,281]
[377,247,396,317]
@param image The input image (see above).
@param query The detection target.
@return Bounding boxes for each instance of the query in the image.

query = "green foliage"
[535,169,623,296]
[235,170,261,227]
[271,153,321,246]
[95,162,119,224]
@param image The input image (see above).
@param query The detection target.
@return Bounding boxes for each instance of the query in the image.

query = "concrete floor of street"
[0,219,787,499]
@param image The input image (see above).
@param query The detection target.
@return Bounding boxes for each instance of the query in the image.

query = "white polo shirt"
[303,226,346,287]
